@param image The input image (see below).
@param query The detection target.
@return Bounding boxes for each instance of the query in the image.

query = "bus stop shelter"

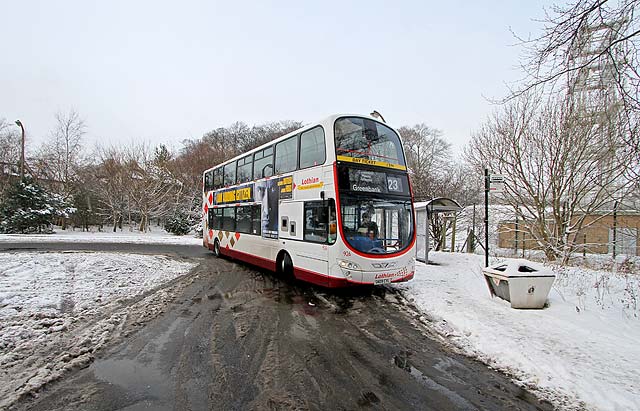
[414,198,462,263]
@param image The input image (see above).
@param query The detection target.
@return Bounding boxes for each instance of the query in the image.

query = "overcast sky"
[1,0,553,155]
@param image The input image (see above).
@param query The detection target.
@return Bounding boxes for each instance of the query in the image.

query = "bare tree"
[199,120,304,164]
[37,110,86,194]
[512,0,640,176]
[173,119,304,228]
[242,120,303,152]
[0,119,21,163]
[513,0,639,106]
[121,143,180,232]
[399,124,483,251]
[0,119,22,196]
[466,91,634,262]
[93,146,128,232]
[427,163,484,251]
[398,124,451,201]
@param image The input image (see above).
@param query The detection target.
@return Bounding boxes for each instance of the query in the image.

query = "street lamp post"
[15,120,25,180]
[370,110,386,123]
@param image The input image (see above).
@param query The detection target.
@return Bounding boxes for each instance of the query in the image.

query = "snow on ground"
[0,252,196,409]
[1,229,637,410]
[396,251,640,411]
[0,227,202,245]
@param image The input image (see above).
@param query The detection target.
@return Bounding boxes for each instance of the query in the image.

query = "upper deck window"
[213,167,224,190]
[253,146,274,178]
[335,117,406,170]
[275,135,298,175]
[237,154,253,184]
[204,170,213,192]
[299,127,326,169]
[224,161,236,187]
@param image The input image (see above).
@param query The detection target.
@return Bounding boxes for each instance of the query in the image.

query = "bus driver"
[359,212,378,237]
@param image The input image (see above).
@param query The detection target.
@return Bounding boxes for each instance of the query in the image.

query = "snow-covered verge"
[396,252,640,411]
[493,246,640,274]
[0,228,202,245]
[0,252,197,410]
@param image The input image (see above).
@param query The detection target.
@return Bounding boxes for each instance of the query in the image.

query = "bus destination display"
[338,166,409,196]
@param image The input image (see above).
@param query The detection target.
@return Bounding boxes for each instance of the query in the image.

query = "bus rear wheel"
[213,239,221,257]
[279,252,294,280]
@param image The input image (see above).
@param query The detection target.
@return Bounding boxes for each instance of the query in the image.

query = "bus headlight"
[338,260,361,270]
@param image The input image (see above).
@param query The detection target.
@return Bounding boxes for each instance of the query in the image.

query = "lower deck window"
[209,208,223,230]
[304,199,336,244]
[222,207,236,231]
[236,206,252,234]
[251,205,261,235]
[208,204,263,236]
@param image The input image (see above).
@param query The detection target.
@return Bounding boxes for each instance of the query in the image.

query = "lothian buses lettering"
[298,176,324,190]
[374,266,408,279]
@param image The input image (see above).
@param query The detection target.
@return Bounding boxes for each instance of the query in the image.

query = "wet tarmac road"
[7,243,554,411]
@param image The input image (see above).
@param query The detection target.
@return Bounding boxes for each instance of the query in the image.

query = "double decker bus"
[202,114,415,287]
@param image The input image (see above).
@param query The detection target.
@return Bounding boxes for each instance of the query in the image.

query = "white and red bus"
[202,114,415,287]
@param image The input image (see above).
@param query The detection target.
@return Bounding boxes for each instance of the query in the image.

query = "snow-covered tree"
[0,177,75,233]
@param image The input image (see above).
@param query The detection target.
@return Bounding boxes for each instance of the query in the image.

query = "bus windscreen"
[335,117,407,171]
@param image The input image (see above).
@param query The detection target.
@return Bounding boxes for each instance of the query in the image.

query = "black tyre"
[280,252,294,279]
[213,239,221,257]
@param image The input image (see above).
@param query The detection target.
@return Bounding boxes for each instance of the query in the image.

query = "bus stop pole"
[484,168,489,267]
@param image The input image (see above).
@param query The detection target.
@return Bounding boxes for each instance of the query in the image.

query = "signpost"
[484,169,489,267]
[484,170,504,267]
[489,174,504,192]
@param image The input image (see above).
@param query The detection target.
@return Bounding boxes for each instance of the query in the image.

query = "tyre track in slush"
[15,251,554,411]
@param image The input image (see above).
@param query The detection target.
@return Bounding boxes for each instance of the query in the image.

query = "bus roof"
[203,113,394,174]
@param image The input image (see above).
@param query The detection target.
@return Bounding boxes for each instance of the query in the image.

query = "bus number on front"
[387,176,402,193]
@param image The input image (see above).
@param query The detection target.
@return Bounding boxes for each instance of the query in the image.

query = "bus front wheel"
[279,252,294,280]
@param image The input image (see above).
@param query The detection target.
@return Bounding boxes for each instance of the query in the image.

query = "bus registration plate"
[374,277,392,285]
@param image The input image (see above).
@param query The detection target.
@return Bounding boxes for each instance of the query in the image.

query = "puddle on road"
[58,296,75,314]
[93,357,169,399]
[392,350,477,411]
[92,318,186,405]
